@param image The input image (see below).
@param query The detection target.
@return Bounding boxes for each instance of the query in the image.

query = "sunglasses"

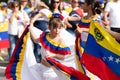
[53,1,60,4]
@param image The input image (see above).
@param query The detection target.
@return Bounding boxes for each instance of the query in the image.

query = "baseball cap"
[0,2,7,7]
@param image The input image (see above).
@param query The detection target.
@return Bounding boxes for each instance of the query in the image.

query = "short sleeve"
[39,9,52,18]
[104,2,111,12]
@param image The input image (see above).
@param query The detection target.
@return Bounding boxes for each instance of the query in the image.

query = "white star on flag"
[108,56,114,61]
[115,58,120,64]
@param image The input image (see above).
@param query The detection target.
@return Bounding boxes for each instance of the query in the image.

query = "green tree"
[0,0,8,3]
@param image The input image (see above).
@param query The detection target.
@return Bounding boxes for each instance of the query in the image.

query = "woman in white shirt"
[8,1,29,59]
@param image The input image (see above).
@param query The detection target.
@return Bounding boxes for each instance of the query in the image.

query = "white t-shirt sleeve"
[40,9,52,18]
[104,2,111,12]
[0,12,5,22]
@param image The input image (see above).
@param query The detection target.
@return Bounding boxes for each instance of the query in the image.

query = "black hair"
[49,0,62,13]
[85,0,103,15]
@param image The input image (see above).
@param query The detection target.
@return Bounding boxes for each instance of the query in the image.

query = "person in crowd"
[49,0,69,17]
[49,0,72,28]
[103,0,120,31]
[66,0,84,36]
[73,0,105,44]
[103,0,120,43]
[30,1,50,31]
[8,1,29,59]
[0,2,12,61]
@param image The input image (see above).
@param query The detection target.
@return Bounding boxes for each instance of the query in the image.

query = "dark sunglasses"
[53,1,60,4]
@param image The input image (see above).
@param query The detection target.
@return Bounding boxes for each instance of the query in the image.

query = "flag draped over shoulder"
[81,22,120,80]
[0,22,10,49]
[40,31,90,80]
[5,26,41,80]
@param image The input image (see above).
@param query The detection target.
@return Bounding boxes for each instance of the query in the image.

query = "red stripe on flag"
[81,53,120,80]
[0,40,10,49]
[47,58,90,80]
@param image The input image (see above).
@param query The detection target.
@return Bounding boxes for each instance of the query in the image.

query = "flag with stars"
[81,21,120,80]
[0,22,10,49]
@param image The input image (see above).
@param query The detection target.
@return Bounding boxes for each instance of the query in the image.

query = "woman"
[8,1,29,58]
[75,0,104,44]
[29,17,90,80]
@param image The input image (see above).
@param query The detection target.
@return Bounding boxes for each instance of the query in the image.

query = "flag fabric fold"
[81,21,120,80]
[5,26,41,80]
[46,57,90,80]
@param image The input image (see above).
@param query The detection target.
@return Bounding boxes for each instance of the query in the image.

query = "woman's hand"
[46,53,65,60]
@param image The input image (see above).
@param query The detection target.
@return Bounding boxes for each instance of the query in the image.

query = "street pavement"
[0,66,6,80]
[0,49,9,80]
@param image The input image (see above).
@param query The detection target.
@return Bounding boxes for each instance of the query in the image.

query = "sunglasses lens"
[53,1,59,4]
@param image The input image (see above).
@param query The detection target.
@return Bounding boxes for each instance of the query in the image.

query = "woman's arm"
[63,16,81,28]
[76,27,89,33]
[45,53,65,60]
[103,11,110,30]
[45,38,65,60]
[29,24,40,43]
[106,29,120,41]
[9,12,15,23]
[67,16,81,21]
[30,12,44,24]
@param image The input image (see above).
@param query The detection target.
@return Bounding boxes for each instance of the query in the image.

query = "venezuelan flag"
[81,22,120,80]
[46,57,90,80]
[0,22,9,49]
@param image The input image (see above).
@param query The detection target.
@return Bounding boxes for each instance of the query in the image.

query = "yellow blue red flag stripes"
[0,22,9,48]
[46,57,90,80]
[5,25,30,80]
[77,18,91,28]
[81,22,120,80]
[40,32,71,55]
[75,31,85,74]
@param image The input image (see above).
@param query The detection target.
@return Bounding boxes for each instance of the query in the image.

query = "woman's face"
[13,3,19,11]
[53,0,60,8]
[83,2,90,13]
[50,24,62,37]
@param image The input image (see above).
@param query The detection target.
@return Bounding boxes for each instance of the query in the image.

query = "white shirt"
[37,8,52,21]
[8,11,30,35]
[104,1,120,28]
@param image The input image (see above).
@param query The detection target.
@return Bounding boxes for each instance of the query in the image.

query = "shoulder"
[58,38,66,47]
[59,38,64,44]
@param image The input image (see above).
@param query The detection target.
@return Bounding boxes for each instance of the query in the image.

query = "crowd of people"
[0,0,120,79]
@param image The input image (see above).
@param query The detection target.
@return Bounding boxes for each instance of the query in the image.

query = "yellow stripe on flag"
[0,22,8,32]
[90,22,120,56]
